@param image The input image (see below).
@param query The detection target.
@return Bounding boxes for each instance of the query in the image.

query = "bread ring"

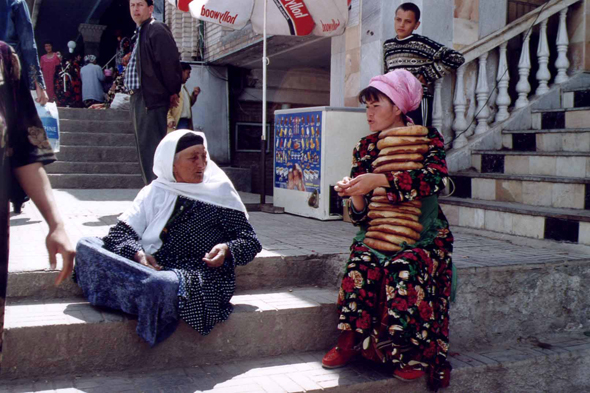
[372,153,424,167]
[369,202,422,215]
[366,230,416,246]
[377,136,432,150]
[379,125,428,139]
[368,218,424,232]
[373,161,423,173]
[379,145,429,155]
[369,197,422,208]
[364,237,402,252]
[373,187,387,196]
[368,224,421,240]
[368,210,420,222]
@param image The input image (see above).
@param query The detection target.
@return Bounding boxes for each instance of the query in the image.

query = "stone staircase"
[2,224,590,391]
[47,108,144,189]
[443,85,590,245]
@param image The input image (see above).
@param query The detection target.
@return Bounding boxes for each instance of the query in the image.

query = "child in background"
[383,2,465,126]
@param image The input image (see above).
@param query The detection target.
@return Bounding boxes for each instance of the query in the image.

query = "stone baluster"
[515,31,532,109]
[535,19,551,95]
[555,8,570,84]
[495,42,511,122]
[474,52,490,135]
[432,79,443,131]
[452,66,469,149]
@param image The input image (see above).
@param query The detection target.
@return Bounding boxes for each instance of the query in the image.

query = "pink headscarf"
[368,69,423,114]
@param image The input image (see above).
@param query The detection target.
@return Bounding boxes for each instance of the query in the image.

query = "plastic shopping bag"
[110,93,131,110]
[34,102,60,152]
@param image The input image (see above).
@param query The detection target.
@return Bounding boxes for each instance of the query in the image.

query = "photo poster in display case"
[274,110,322,193]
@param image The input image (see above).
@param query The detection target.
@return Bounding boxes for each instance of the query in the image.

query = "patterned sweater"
[383,34,465,96]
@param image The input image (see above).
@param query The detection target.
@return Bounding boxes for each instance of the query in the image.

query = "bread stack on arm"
[363,125,430,252]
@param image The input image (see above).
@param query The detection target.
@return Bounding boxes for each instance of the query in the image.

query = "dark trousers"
[130,89,169,184]
[407,96,433,127]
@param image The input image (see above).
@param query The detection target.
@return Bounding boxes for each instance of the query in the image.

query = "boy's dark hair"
[396,2,421,22]
[180,62,192,71]
[131,0,154,6]
[358,86,393,105]
[44,41,54,47]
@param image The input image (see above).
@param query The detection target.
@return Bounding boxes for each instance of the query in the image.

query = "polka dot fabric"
[103,196,262,335]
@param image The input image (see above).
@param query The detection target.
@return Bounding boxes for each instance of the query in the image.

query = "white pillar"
[495,42,511,122]
[555,8,570,84]
[515,31,532,109]
[432,79,443,130]
[452,66,469,149]
[535,19,551,95]
[474,52,490,135]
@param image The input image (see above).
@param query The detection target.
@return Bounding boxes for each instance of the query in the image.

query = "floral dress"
[54,59,82,108]
[336,127,454,391]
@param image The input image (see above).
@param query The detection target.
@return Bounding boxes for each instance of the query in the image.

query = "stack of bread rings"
[363,125,430,253]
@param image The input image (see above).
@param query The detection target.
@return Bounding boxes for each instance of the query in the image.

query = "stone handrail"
[433,0,582,149]
[460,0,578,64]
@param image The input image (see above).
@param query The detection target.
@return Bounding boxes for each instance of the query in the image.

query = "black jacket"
[138,18,182,109]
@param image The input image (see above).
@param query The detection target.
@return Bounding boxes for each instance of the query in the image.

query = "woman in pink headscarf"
[322,69,454,391]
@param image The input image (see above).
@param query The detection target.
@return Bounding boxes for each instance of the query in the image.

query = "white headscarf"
[119,130,247,255]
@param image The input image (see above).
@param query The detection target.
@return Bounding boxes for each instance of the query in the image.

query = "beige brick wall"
[165,3,202,61]
[204,22,260,62]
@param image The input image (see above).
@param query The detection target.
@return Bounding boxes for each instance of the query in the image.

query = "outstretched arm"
[13,163,75,286]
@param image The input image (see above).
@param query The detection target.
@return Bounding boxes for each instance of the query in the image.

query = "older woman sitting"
[75,130,262,345]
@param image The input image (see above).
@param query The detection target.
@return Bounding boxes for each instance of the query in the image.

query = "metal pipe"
[260,0,268,205]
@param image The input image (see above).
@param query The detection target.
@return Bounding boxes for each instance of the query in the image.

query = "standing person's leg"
[176,118,191,130]
[0,199,9,364]
[130,89,168,184]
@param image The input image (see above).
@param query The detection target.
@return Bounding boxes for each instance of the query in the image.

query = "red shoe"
[322,331,359,369]
[322,345,358,369]
[393,367,426,381]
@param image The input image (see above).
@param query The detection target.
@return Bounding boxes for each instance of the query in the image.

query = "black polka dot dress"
[102,196,262,335]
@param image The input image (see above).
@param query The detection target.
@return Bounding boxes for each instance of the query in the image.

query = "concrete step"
[501,129,590,153]
[441,196,590,244]
[59,119,133,134]
[6,252,347,300]
[47,174,145,189]
[450,171,590,210]
[471,150,590,178]
[563,89,590,109]
[2,336,590,392]
[531,107,590,130]
[55,145,138,162]
[58,108,131,122]
[45,161,141,175]
[1,287,339,379]
[59,131,135,147]
[5,255,590,378]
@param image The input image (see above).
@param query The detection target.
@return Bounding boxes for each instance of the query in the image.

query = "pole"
[259,0,268,205]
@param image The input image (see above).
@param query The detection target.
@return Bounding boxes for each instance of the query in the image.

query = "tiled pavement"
[9,189,590,274]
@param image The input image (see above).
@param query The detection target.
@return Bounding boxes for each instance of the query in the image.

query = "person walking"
[0,0,48,105]
[40,41,61,102]
[0,41,75,364]
[167,62,201,132]
[80,55,105,107]
[125,0,183,184]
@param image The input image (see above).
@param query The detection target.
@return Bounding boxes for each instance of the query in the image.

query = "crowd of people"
[0,0,466,390]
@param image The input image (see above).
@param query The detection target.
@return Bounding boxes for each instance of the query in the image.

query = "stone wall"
[204,23,260,63]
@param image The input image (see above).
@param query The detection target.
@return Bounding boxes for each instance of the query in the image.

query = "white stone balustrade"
[515,31,532,109]
[535,19,551,95]
[495,42,511,122]
[451,66,468,149]
[432,79,443,131]
[474,53,490,135]
[554,8,570,84]
[446,0,577,148]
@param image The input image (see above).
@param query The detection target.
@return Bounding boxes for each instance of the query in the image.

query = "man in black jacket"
[125,0,182,184]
